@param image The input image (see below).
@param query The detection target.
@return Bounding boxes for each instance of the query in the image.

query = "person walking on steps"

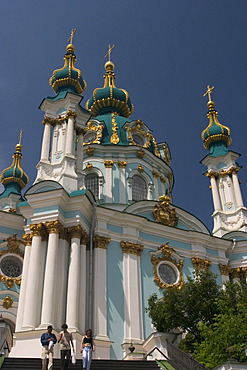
[40,325,57,370]
[80,328,95,370]
[58,323,75,370]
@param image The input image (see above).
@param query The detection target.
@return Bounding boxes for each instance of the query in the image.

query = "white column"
[79,238,87,333]
[104,162,113,202]
[210,175,222,211]
[93,236,110,339]
[54,232,69,329]
[15,234,32,332]
[66,225,83,331]
[22,224,44,329]
[76,130,84,171]
[40,221,60,328]
[41,120,52,162]
[118,162,127,204]
[65,111,76,156]
[232,171,244,207]
[121,242,144,343]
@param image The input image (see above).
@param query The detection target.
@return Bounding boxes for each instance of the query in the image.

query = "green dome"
[86,61,133,118]
[201,100,231,152]
[49,43,87,95]
[0,144,29,190]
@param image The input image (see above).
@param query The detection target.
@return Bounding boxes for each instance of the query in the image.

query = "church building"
[0,34,246,360]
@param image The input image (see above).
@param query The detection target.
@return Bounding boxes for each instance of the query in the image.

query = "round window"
[132,134,145,146]
[158,262,178,285]
[84,132,97,143]
[0,256,23,278]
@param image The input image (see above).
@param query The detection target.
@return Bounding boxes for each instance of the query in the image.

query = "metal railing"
[167,341,209,370]
[144,346,169,361]
[0,339,10,356]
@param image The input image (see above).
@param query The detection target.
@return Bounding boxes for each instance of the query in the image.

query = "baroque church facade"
[0,36,247,360]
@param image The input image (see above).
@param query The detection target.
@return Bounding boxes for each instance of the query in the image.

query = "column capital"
[104,160,114,168]
[121,241,144,256]
[206,171,218,178]
[191,257,211,270]
[59,227,70,241]
[22,233,32,246]
[219,263,231,276]
[30,223,47,237]
[42,116,56,126]
[94,235,111,249]
[230,267,241,279]
[45,220,63,235]
[118,161,127,168]
[66,110,77,119]
[68,224,85,239]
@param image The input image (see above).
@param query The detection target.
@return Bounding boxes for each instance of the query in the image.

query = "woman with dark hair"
[80,328,95,370]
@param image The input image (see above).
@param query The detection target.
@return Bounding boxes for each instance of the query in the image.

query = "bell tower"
[35,30,91,192]
[201,86,247,237]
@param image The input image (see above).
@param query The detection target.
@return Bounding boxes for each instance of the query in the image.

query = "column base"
[94,335,113,359]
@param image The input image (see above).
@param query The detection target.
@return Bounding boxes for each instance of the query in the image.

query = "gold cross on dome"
[203,85,215,101]
[105,44,115,61]
[68,29,76,44]
[18,130,23,145]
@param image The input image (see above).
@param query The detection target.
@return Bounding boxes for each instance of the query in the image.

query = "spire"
[0,131,29,196]
[86,45,134,117]
[201,85,232,157]
[49,29,87,96]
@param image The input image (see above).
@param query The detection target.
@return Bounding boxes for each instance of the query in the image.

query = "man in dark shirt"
[40,325,57,370]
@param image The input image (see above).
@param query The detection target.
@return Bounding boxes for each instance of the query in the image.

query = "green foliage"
[194,282,247,369]
[146,270,247,368]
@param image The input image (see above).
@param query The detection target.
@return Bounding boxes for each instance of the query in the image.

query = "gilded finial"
[105,44,115,62]
[68,29,76,44]
[203,85,214,102]
[18,130,23,145]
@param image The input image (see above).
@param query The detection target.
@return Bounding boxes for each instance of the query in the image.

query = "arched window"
[132,175,147,201]
[85,173,99,199]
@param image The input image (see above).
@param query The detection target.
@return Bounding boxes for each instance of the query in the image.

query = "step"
[1,357,161,369]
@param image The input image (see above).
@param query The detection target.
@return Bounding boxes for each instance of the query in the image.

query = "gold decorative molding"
[206,167,240,179]
[153,195,178,227]
[104,160,114,168]
[66,110,77,119]
[152,170,159,178]
[6,234,24,254]
[22,233,32,246]
[83,121,104,145]
[191,257,211,270]
[68,225,84,239]
[230,267,241,279]
[240,266,247,277]
[86,163,93,171]
[160,176,166,183]
[118,161,127,168]
[45,220,63,235]
[42,116,56,126]
[2,296,13,309]
[219,263,231,276]
[110,113,120,144]
[94,235,111,249]
[59,227,70,242]
[30,223,46,237]
[0,275,21,289]
[136,148,145,158]
[120,241,144,256]
[151,242,183,289]
[137,165,144,173]
[85,146,95,156]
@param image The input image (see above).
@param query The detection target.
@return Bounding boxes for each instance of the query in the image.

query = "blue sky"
[1,0,247,231]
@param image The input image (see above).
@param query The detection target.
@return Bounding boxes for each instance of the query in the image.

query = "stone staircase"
[1,357,161,369]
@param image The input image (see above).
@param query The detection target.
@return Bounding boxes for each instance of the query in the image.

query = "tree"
[147,269,221,352]
[146,271,247,369]
[193,282,247,369]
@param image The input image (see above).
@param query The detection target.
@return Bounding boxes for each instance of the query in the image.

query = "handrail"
[144,345,169,360]
[167,341,209,370]
[0,339,10,355]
